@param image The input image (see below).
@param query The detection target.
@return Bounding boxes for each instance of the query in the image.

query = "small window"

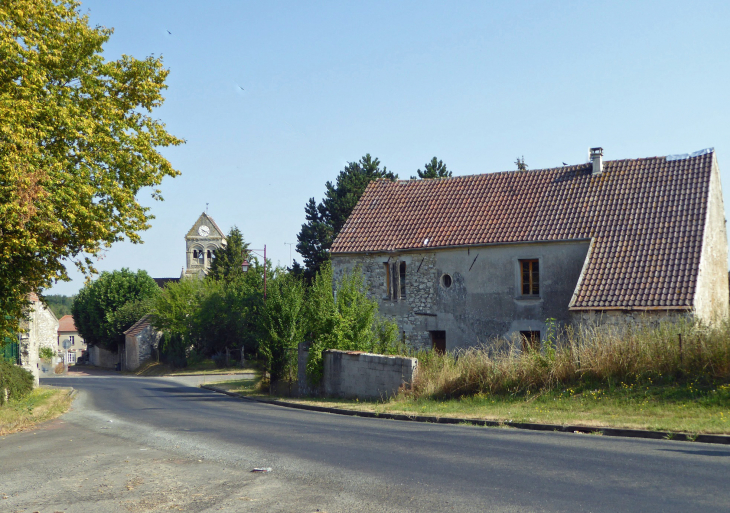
[384,263,391,298]
[70,336,74,346]
[442,274,452,288]
[207,249,212,260]
[197,250,204,265]
[520,259,539,296]
[520,331,540,352]
[399,262,406,298]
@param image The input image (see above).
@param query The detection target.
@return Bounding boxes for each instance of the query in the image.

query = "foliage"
[295,155,397,281]
[44,295,74,318]
[39,347,54,360]
[0,360,34,405]
[72,269,160,350]
[207,226,250,283]
[304,264,400,383]
[259,271,306,382]
[152,258,266,358]
[411,157,452,179]
[406,318,730,399]
[0,0,183,342]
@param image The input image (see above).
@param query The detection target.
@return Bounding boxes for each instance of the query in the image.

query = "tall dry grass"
[407,319,730,399]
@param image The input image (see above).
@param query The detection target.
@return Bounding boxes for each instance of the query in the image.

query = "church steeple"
[182,212,226,279]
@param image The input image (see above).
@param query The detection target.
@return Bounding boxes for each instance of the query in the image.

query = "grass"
[213,376,730,434]
[0,387,73,435]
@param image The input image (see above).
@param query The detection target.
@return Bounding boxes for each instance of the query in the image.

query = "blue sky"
[50,0,730,295]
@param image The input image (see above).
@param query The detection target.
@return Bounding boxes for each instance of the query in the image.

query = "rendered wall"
[322,350,417,400]
[89,345,118,368]
[332,240,589,350]
[694,155,730,324]
[19,301,59,385]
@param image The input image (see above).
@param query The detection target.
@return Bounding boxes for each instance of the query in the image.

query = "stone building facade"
[120,315,162,371]
[331,148,729,352]
[18,294,59,385]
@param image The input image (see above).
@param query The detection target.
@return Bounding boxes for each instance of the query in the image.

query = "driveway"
[1,372,729,512]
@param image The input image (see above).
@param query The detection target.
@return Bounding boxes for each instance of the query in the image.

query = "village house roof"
[153,277,180,288]
[123,315,154,337]
[57,315,78,333]
[331,149,717,310]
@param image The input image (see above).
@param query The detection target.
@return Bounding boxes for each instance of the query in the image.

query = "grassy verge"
[211,376,730,435]
[0,387,73,435]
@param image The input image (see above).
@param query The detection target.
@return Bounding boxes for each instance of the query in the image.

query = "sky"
[49,0,730,295]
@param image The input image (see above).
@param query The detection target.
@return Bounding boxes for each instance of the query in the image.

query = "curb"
[199,384,730,446]
[161,371,254,377]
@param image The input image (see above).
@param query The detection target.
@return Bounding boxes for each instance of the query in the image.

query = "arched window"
[207,249,213,261]
[197,249,204,265]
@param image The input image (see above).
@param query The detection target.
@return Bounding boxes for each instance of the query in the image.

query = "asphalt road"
[1,372,729,512]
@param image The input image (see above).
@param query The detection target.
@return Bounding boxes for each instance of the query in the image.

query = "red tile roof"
[331,151,716,310]
[58,315,77,333]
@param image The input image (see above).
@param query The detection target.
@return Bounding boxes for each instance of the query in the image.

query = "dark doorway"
[431,331,446,354]
[520,331,541,352]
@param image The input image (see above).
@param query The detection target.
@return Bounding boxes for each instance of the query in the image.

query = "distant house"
[119,315,162,371]
[57,315,86,361]
[330,148,729,352]
[18,293,59,385]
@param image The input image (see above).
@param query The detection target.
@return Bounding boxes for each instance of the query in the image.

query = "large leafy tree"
[72,269,160,350]
[0,0,183,341]
[207,226,249,283]
[411,157,452,179]
[295,154,397,280]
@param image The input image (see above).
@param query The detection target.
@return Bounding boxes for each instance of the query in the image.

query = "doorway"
[430,331,446,354]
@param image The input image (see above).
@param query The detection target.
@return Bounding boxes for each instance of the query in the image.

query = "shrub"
[0,360,34,405]
[39,347,54,360]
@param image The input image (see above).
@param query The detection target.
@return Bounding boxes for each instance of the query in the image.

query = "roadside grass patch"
[0,387,73,435]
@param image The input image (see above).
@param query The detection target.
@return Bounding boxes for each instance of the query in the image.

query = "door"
[431,331,446,354]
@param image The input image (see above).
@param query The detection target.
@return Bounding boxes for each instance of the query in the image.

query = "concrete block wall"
[322,350,417,400]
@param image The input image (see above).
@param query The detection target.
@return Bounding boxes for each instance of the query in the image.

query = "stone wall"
[18,300,59,385]
[332,240,589,351]
[89,345,118,368]
[123,325,162,371]
[321,350,417,400]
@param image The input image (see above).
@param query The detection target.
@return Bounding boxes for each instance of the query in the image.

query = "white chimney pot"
[590,147,603,175]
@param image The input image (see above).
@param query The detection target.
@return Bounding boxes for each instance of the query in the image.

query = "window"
[520,331,540,352]
[399,262,406,298]
[384,263,391,298]
[441,274,452,288]
[197,250,204,265]
[520,259,539,296]
[70,336,74,346]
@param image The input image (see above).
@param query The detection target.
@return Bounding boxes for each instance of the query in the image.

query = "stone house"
[57,315,86,361]
[119,315,162,371]
[330,148,729,352]
[18,293,59,385]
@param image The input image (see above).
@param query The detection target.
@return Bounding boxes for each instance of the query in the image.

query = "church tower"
[182,212,226,279]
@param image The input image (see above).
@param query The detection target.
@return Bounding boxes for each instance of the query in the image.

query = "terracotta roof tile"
[58,315,77,333]
[123,314,154,337]
[331,151,715,309]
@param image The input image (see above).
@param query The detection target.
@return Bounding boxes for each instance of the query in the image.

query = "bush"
[304,264,400,383]
[39,347,54,360]
[0,360,34,405]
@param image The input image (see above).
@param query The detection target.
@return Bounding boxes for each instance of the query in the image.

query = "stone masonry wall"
[89,345,118,368]
[322,350,418,400]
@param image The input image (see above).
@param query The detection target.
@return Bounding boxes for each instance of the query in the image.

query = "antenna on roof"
[206,203,209,213]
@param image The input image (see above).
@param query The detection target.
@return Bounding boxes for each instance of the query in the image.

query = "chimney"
[590,147,603,175]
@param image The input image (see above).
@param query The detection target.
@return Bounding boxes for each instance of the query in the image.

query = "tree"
[259,271,306,382]
[0,0,183,341]
[207,226,250,283]
[72,269,160,350]
[295,155,397,281]
[411,157,452,179]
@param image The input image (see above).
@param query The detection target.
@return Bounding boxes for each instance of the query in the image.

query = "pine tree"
[411,157,452,179]
[207,226,250,283]
[295,155,397,281]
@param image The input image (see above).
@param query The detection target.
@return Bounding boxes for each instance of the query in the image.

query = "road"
[1,372,729,512]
